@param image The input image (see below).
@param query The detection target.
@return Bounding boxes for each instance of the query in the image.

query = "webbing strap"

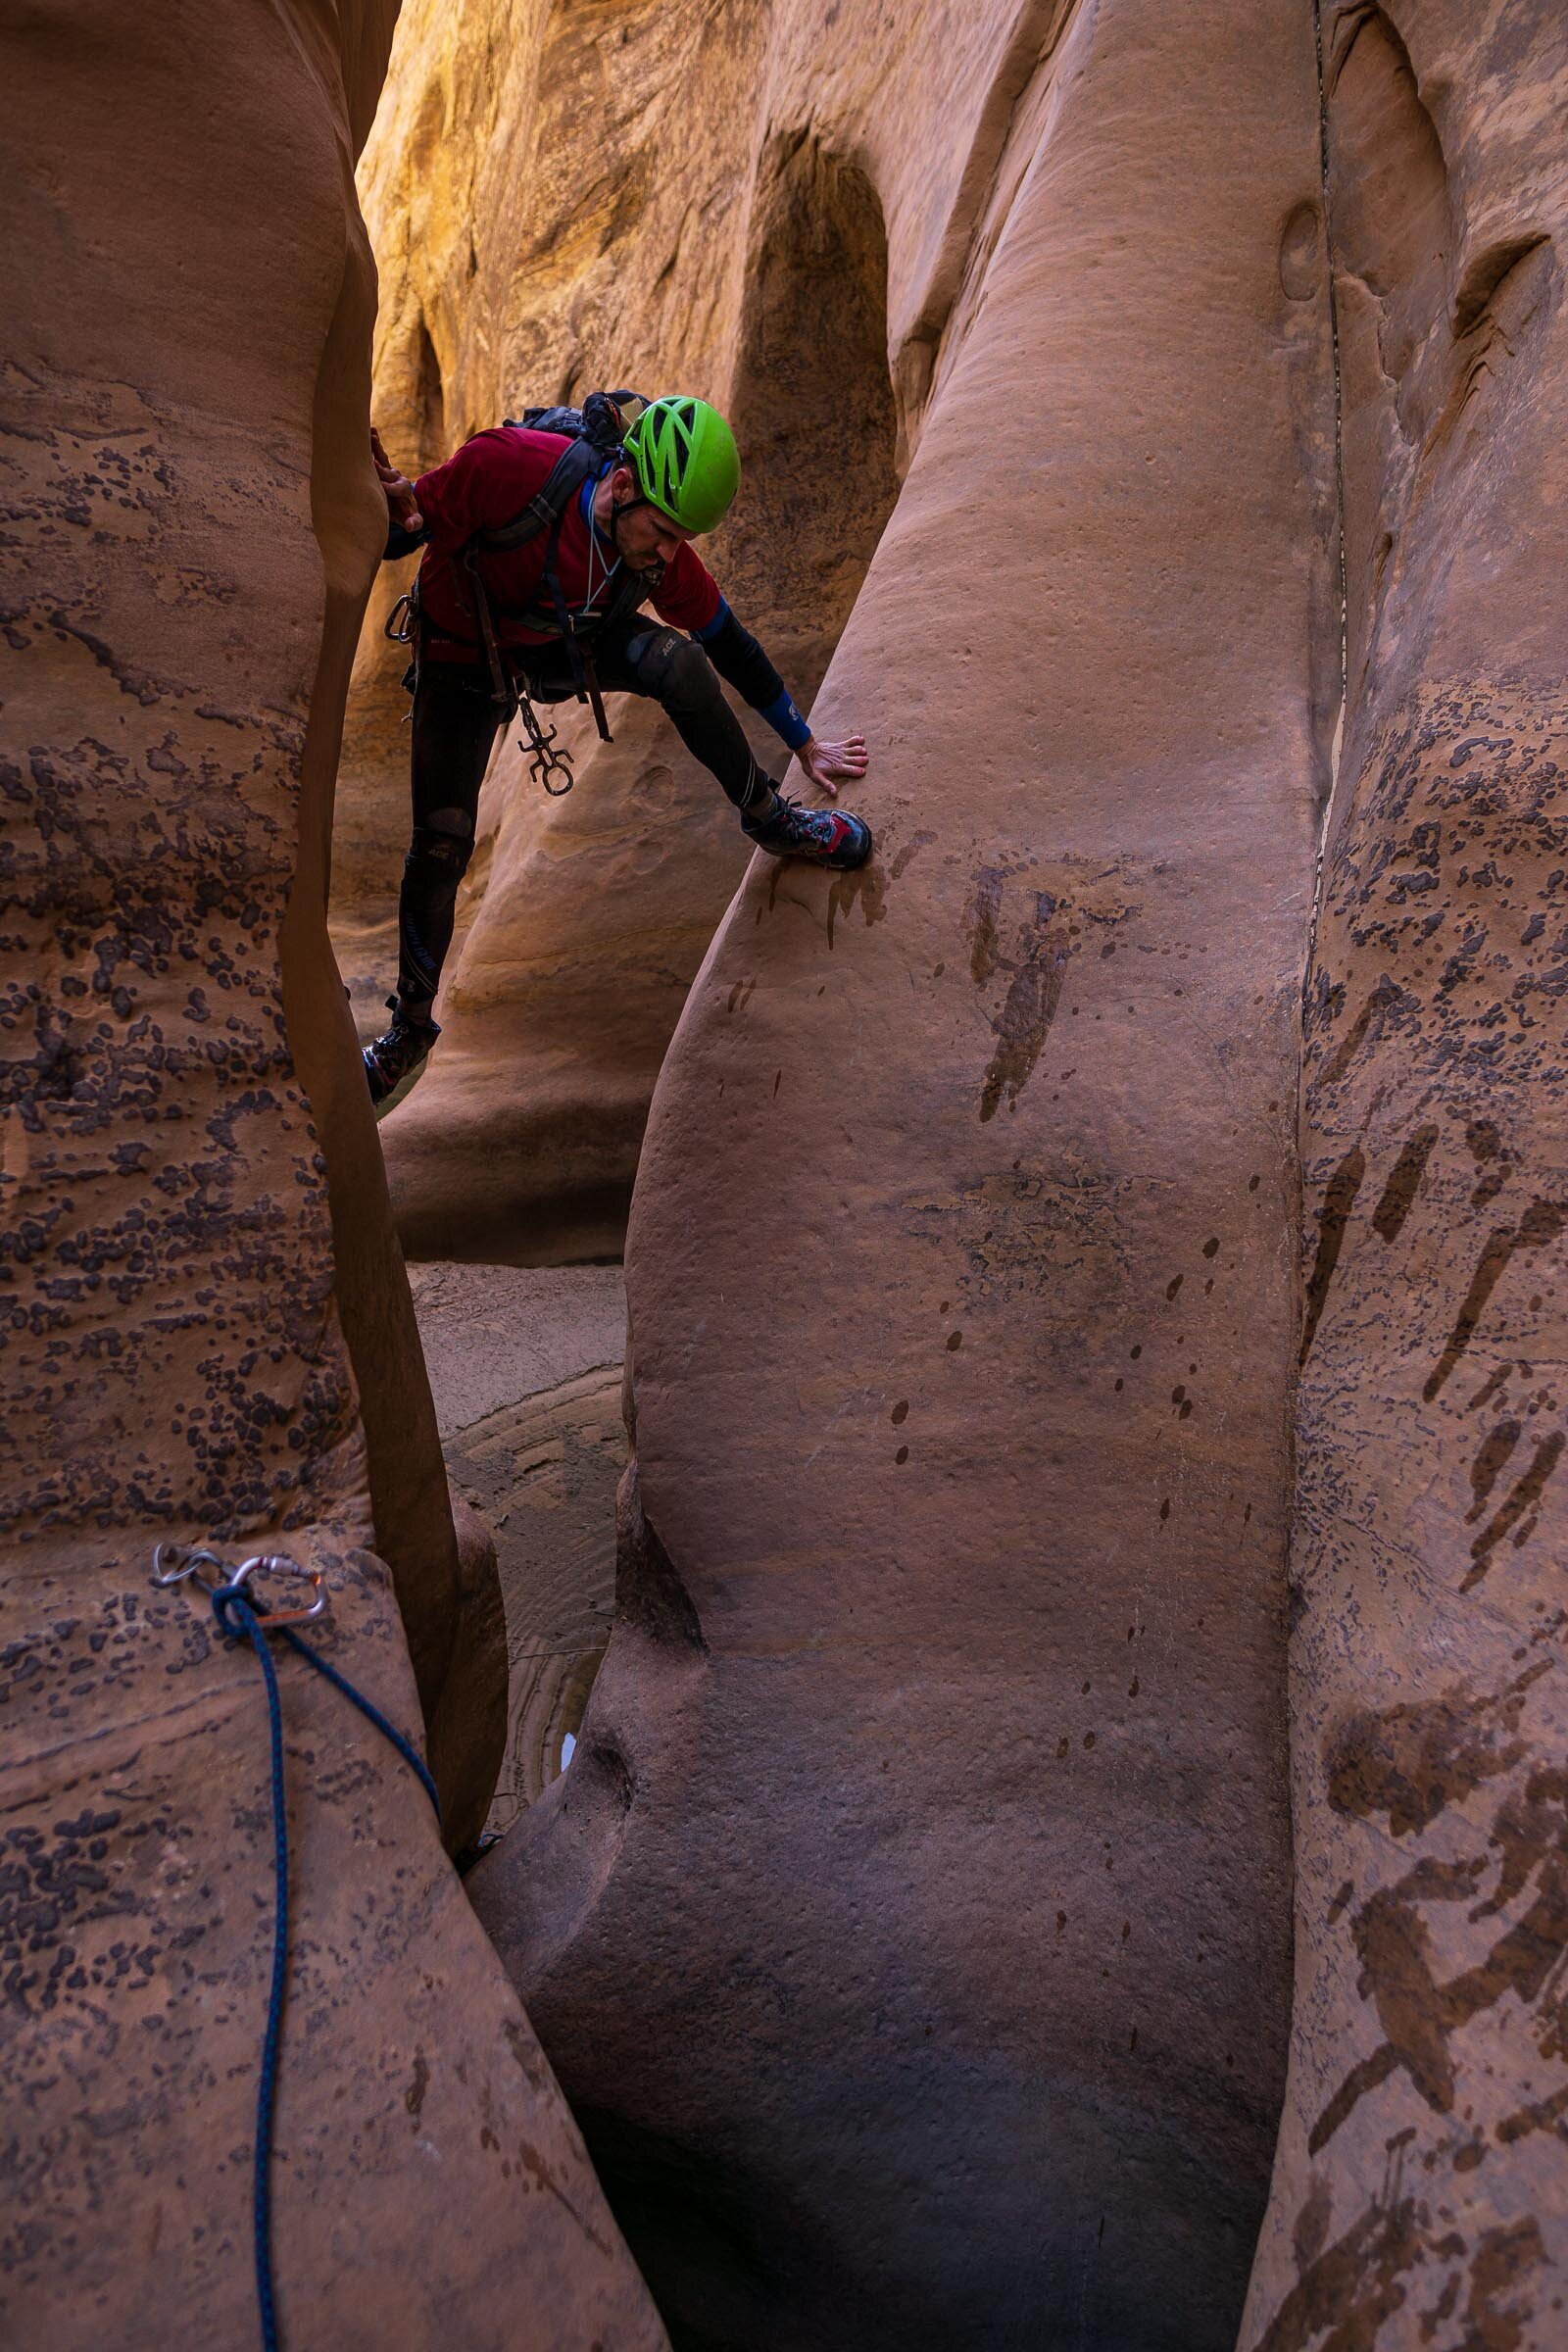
[474,437,599,553]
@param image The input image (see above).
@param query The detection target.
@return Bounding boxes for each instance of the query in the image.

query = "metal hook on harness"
[514,689,577,797]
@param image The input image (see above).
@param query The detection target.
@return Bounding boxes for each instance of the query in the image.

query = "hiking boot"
[741,792,873,871]
[363,997,440,1108]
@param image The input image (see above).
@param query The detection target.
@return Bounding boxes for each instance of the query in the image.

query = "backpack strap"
[474,437,601,554]
[455,438,601,713]
[451,429,662,736]
[541,500,591,706]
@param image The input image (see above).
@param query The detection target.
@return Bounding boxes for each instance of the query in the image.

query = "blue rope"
[210,1583,441,2352]
[276,1625,441,1815]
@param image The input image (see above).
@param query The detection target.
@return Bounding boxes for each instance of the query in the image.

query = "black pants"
[395,620,770,1014]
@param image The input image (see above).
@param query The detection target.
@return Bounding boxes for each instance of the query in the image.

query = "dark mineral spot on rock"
[1371,1123,1440,1243]
[1425,1201,1568,1401]
[1467,1362,1514,1414]
[1464,1432,1565,1585]
[1325,1663,1548,1838]
[1466,1418,1523,1522]
[966,864,1006,987]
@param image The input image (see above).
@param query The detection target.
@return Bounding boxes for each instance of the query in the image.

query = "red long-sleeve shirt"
[413,426,722,662]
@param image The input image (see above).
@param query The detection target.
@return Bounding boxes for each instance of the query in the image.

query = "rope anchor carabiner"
[153,1542,326,1629]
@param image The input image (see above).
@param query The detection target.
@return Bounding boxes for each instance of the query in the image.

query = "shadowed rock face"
[1241,6,1568,2345]
[0,3,663,2343]
[471,0,1328,2342]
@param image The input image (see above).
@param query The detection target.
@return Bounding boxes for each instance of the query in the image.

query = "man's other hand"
[796,732,868,800]
[370,426,422,532]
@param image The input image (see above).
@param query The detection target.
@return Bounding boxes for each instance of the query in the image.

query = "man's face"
[604,464,697,567]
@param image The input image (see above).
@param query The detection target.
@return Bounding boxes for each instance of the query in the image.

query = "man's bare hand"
[370,426,422,531]
[795,732,868,800]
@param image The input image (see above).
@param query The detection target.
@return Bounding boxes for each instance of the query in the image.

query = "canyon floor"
[409,1257,627,1835]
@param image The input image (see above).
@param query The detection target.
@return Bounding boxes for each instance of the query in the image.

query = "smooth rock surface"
[1242,7,1568,2345]
[0,5,663,2343]
[472,2,1328,2343]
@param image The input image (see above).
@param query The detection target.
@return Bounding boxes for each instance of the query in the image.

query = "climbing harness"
[459,443,636,747]
[151,1543,440,2352]
[382,389,667,791]
[386,580,574,792]
[456,391,662,751]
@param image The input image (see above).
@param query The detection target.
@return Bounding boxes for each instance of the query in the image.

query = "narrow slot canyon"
[5,3,1567,2349]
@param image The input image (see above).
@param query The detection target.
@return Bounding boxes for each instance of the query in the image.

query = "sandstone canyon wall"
[472,1,1333,2344]
[0,3,662,2342]
[1242,5,1568,2344]
[10,0,1568,2344]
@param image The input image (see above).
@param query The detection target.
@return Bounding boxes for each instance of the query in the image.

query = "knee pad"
[628,627,721,717]
[404,823,474,885]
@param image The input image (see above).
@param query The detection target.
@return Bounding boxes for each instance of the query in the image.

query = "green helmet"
[623,394,739,534]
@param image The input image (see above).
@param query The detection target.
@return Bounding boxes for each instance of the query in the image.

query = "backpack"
[500,388,647,448]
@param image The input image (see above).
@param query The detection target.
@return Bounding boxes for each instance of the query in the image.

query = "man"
[363,393,873,1106]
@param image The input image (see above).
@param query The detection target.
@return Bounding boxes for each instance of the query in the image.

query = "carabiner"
[151,1543,327,1628]
[226,1554,327,1629]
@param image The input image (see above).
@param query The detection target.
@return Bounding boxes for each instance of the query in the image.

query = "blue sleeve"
[695,600,811,751]
[759,686,812,753]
